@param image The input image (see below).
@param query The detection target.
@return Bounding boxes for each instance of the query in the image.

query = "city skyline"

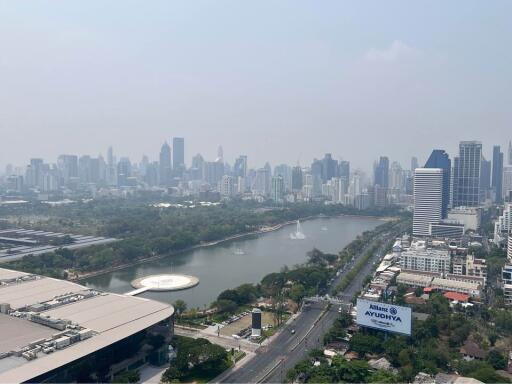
[2,137,511,175]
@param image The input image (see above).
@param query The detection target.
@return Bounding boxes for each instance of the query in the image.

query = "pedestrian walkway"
[138,365,167,384]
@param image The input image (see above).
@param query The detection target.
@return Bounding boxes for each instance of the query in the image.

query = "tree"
[289,283,306,304]
[173,300,187,319]
[195,343,230,375]
[332,358,371,383]
[470,366,509,383]
[488,332,498,347]
[218,289,240,304]
[349,333,382,356]
[457,360,509,383]
[215,299,238,314]
[161,366,182,383]
[112,370,140,383]
[369,369,400,383]
[486,349,508,370]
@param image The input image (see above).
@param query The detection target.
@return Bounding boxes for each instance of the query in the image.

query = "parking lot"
[220,311,276,337]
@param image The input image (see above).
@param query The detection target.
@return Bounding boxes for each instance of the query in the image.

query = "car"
[291,329,296,334]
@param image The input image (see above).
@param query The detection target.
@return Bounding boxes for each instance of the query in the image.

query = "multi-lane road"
[215,229,393,383]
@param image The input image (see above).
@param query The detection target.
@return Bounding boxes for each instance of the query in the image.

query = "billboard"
[356,299,412,336]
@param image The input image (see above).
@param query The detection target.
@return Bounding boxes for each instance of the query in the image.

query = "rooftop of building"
[0,267,173,383]
[397,272,435,283]
[443,291,470,302]
[431,277,480,290]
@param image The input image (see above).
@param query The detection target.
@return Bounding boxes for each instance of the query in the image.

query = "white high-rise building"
[220,175,235,197]
[413,168,443,237]
[503,231,512,306]
[508,232,512,263]
[494,203,512,244]
[271,175,284,202]
[503,166,512,201]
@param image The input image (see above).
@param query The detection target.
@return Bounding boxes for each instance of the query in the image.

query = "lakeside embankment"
[74,214,394,282]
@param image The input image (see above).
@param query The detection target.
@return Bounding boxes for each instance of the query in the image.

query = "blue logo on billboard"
[365,304,402,323]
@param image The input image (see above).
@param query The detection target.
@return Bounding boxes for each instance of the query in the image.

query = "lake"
[83,216,382,308]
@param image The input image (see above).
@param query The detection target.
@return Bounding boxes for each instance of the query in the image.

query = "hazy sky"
[1,1,511,171]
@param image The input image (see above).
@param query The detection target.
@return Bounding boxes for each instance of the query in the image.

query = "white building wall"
[413,168,443,237]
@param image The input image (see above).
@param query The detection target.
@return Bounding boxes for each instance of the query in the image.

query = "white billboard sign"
[356,299,412,336]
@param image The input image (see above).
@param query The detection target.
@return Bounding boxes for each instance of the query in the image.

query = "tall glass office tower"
[452,141,482,207]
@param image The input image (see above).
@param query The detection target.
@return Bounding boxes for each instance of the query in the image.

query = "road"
[174,326,260,353]
[214,229,393,383]
[214,301,327,383]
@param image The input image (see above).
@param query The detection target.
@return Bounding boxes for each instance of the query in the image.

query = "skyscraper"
[57,155,78,185]
[452,141,483,207]
[413,168,443,237]
[159,142,171,186]
[389,162,404,192]
[374,156,389,188]
[204,160,224,187]
[117,157,132,186]
[172,137,185,171]
[274,164,291,191]
[233,156,247,178]
[492,145,504,203]
[291,166,303,192]
[338,161,350,180]
[411,157,419,172]
[503,166,512,201]
[322,153,337,182]
[252,168,270,196]
[480,157,491,193]
[338,161,350,194]
[28,158,43,188]
[509,141,512,165]
[271,175,285,202]
[106,146,117,186]
[424,149,451,218]
[311,160,323,196]
[220,175,235,197]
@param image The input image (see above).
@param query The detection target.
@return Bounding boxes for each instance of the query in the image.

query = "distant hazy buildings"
[311,159,323,197]
[220,175,235,197]
[480,156,492,198]
[503,166,512,202]
[159,142,171,186]
[374,156,389,189]
[322,153,337,182]
[291,166,303,192]
[252,168,270,196]
[509,141,512,166]
[413,168,443,237]
[172,137,185,171]
[411,157,419,172]
[271,175,284,202]
[492,145,504,203]
[233,155,247,178]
